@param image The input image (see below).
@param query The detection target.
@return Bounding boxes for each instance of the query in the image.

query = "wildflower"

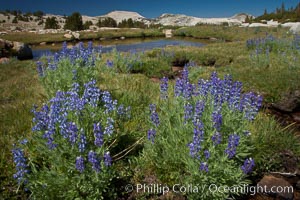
[211,132,222,146]
[147,129,156,143]
[36,61,44,77]
[83,80,101,107]
[182,66,189,83]
[188,121,204,157]
[101,91,117,113]
[75,156,85,173]
[12,146,29,184]
[193,100,205,123]
[94,123,104,146]
[174,78,184,97]
[225,134,240,159]
[212,110,222,131]
[149,104,160,127]
[78,131,87,152]
[241,158,255,174]
[67,122,78,145]
[104,118,114,135]
[106,59,114,67]
[88,151,101,172]
[103,152,112,166]
[183,82,194,99]
[184,103,193,124]
[200,162,209,172]
[160,77,169,99]
[204,150,210,159]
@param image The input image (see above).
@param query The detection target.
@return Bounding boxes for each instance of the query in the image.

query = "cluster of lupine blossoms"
[148,66,263,175]
[36,41,99,77]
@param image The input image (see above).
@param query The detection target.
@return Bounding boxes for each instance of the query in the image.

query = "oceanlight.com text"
[125,183,294,196]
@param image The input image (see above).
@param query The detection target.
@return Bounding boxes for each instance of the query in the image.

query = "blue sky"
[1,0,300,18]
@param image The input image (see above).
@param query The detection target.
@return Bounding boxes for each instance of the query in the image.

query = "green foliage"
[64,12,83,31]
[12,17,18,23]
[118,18,146,28]
[83,20,93,30]
[97,17,117,27]
[99,49,172,78]
[255,2,300,22]
[45,17,59,29]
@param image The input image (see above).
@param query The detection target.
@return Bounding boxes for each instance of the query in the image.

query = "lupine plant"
[12,42,131,199]
[140,67,262,199]
[12,79,131,199]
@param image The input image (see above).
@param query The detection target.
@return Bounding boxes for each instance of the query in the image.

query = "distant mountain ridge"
[0,10,254,31]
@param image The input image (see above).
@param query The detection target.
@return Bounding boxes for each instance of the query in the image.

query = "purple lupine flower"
[211,132,222,146]
[36,61,44,77]
[101,91,117,113]
[182,66,189,83]
[103,152,112,166]
[160,77,169,99]
[12,146,29,184]
[75,156,85,173]
[193,100,205,123]
[88,151,101,172]
[188,121,204,157]
[212,110,222,131]
[94,123,104,146]
[241,158,255,174]
[32,104,49,132]
[83,80,101,107]
[184,103,193,124]
[78,131,87,153]
[106,59,114,67]
[243,130,251,136]
[104,117,114,135]
[147,129,156,143]
[225,134,240,159]
[174,78,184,97]
[204,150,210,159]
[149,104,160,127]
[67,122,78,145]
[228,81,242,110]
[183,82,194,99]
[198,79,210,97]
[200,162,209,172]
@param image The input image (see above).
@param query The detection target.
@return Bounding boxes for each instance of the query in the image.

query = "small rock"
[17,44,33,60]
[0,57,9,64]
[40,42,46,45]
[51,43,55,46]
[64,33,73,39]
[257,175,294,200]
[120,36,125,40]
[72,32,80,39]
[272,90,300,113]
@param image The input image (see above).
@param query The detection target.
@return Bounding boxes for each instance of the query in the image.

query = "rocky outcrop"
[0,39,33,60]
[256,175,294,199]
[272,90,300,113]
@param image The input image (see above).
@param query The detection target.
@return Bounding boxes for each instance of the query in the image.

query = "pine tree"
[64,12,83,31]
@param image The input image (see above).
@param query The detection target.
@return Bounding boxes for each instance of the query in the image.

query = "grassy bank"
[0,59,45,199]
[0,28,164,44]
[173,25,291,41]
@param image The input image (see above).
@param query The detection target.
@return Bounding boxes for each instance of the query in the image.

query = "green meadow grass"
[1,26,300,198]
